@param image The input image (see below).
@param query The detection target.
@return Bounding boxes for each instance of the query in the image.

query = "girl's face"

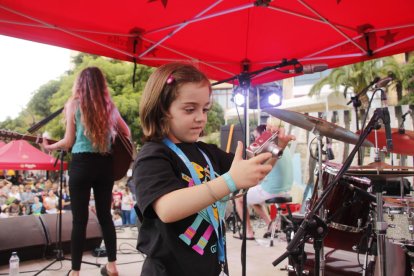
[167,82,211,143]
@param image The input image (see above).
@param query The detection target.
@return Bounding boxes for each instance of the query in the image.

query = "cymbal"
[356,128,414,156]
[263,108,373,146]
[346,161,414,179]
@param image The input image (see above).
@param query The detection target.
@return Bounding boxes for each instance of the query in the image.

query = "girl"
[43,67,130,276]
[121,186,134,225]
[133,63,294,275]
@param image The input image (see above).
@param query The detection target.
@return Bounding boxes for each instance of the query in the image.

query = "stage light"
[233,92,245,106]
[259,83,283,109]
[267,92,281,106]
[231,83,282,109]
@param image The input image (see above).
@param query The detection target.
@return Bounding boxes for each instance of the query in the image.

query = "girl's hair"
[71,67,116,152]
[255,125,267,135]
[139,63,211,142]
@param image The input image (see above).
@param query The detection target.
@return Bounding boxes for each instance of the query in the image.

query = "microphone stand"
[347,78,378,165]
[212,58,302,276]
[272,107,387,275]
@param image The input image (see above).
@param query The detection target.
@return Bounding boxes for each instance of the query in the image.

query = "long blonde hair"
[72,67,116,152]
[139,63,211,142]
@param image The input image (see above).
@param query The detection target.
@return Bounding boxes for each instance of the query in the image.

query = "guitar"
[0,129,134,181]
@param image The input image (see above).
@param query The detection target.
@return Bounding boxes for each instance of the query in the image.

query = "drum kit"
[264,108,414,276]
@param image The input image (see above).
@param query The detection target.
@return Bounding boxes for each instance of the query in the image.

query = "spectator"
[8,185,21,201]
[2,180,12,194]
[31,196,43,215]
[8,199,22,217]
[43,189,58,214]
[112,197,121,213]
[121,187,134,225]
[62,186,71,210]
[0,205,9,218]
[112,184,122,203]
[32,181,45,202]
[21,185,35,211]
[235,119,294,239]
[112,209,123,227]
[0,189,7,206]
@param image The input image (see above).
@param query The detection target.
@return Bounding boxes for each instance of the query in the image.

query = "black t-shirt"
[133,141,233,276]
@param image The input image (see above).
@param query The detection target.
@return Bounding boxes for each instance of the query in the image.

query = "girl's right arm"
[42,100,77,151]
[153,141,273,223]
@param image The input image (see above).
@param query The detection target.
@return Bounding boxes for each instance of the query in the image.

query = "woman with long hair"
[43,67,130,276]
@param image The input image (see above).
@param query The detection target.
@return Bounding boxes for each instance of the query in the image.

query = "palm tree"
[309,55,414,106]
[308,60,383,108]
[395,55,414,105]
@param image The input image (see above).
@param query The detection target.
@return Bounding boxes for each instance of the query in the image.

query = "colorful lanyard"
[163,138,225,264]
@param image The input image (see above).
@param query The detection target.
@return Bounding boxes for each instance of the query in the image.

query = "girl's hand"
[275,127,296,150]
[42,136,51,152]
[228,141,273,190]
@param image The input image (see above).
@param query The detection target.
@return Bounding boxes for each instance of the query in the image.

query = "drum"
[311,164,372,233]
[383,202,414,242]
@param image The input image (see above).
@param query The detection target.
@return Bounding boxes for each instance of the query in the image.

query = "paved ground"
[0,220,290,276]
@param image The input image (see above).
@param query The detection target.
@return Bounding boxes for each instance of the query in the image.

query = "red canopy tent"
[0,140,67,170]
[0,141,5,148]
[0,0,413,84]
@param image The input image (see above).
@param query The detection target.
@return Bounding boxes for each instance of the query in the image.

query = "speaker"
[0,215,48,265]
[40,210,103,254]
[220,124,245,154]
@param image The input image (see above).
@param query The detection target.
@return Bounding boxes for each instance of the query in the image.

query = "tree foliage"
[309,55,414,106]
[0,53,226,148]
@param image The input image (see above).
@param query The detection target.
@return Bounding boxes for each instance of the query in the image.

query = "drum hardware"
[362,213,377,276]
[373,179,388,276]
[271,107,390,276]
[346,161,414,180]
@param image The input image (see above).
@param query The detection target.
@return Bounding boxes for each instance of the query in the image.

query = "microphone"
[374,77,393,89]
[402,109,412,120]
[399,110,412,134]
[326,137,335,160]
[345,183,376,203]
[287,64,328,74]
[382,108,393,151]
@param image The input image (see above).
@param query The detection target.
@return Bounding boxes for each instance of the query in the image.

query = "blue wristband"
[222,172,237,193]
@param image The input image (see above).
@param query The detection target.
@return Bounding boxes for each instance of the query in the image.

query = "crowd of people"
[0,175,66,218]
[0,175,137,228]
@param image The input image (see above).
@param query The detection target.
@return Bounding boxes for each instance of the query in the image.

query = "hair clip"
[166,74,174,84]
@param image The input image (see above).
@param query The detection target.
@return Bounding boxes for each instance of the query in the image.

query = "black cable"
[308,137,318,161]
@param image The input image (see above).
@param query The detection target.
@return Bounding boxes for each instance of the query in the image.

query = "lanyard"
[163,138,225,263]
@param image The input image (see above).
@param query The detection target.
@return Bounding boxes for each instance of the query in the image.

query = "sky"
[0,35,72,121]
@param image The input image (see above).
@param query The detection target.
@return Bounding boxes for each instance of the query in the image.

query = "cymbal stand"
[374,179,387,276]
[272,107,388,276]
[313,128,326,276]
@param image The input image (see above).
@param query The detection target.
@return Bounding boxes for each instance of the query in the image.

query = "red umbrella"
[0,140,67,170]
[0,0,413,84]
[0,141,5,148]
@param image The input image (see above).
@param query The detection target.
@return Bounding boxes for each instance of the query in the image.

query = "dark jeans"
[69,153,116,270]
[121,210,131,225]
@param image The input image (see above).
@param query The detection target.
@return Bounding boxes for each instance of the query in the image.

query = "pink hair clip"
[166,74,174,84]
